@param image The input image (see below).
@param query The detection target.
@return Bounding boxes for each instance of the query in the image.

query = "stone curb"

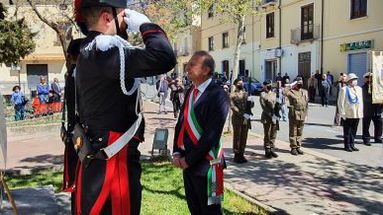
[225,183,279,214]
[4,164,63,177]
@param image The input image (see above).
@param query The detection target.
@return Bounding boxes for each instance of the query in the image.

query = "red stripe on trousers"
[89,131,130,215]
[75,161,83,214]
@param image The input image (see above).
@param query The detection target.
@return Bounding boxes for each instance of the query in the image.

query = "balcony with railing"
[290,24,320,45]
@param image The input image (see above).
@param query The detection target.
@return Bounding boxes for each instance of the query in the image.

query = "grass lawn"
[5,161,268,215]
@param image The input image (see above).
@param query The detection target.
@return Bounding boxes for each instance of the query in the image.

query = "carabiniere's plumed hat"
[74,0,128,35]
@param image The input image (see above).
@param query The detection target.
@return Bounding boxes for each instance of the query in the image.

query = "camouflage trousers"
[289,119,305,149]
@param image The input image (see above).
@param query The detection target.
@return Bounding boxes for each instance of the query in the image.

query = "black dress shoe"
[344,147,353,152]
[351,146,359,151]
[375,139,383,143]
[363,141,371,146]
[290,149,298,156]
[296,148,304,155]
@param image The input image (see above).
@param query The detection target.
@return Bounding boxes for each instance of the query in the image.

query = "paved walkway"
[4,100,383,214]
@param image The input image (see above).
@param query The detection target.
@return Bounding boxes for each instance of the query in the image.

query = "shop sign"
[340,40,374,52]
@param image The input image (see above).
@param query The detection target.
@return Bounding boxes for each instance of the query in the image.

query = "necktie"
[193,88,199,103]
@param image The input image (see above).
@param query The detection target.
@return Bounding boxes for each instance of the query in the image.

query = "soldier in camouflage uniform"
[260,80,279,158]
[230,79,253,163]
[284,77,309,156]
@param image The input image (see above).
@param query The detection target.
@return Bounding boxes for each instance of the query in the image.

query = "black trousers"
[78,138,142,215]
[362,116,383,142]
[183,170,222,215]
[320,94,328,106]
[308,87,316,102]
[172,98,181,118]
[343,118,359,148]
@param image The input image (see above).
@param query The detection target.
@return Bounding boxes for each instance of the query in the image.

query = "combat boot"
[375,138,382,143]
[238,154,248,163]
[233,153,241,163]
[265,148,272,159]
[270,148,279,158]
[296,148,304,155]
[290,148,298,156]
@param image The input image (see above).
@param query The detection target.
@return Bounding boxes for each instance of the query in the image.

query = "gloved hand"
[286,81,297,87]
[124,9,151,33]
[243,113,251,120]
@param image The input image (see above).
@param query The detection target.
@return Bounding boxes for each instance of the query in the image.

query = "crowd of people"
[55,1,382,214]
[9,77,63,121]
[228,70,382,162]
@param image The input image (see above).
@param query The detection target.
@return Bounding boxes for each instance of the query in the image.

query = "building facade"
[200,0,383,85]
[0,3,79,97]
[173,27,202,76]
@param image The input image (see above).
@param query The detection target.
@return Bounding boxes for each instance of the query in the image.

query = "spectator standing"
[51,78,61,102]
[275,73,283,82]
[282,73,290,86]
[36,77,50,104]
[362,72,382,145]
[326,71,334,95]
[319,74,330,107]
[307,75,317,102]
[314,70,322,96]
[334,73,347,126]
[169,78,185,118]
[10,86,26,121]
[276,81,287,121]
[337,73,363,152]
[158,75,169,114]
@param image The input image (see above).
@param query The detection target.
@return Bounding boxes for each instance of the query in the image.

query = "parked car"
[242,77,263,95]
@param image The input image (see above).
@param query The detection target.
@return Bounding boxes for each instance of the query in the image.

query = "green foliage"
[0,3,35,66]
[6,162,269,214]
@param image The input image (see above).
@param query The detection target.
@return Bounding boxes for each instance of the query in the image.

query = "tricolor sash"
[177,88,224,205]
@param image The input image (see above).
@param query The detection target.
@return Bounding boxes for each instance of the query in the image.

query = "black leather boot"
[265,148,272,159]
[270,148,278,158]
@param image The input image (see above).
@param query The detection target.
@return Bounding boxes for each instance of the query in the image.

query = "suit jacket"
[173,81,229,175]
[338,86,363,119]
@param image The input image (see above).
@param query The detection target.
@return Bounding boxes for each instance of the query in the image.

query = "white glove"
[243,113,251,120]
[286,81,297,87]
[124,9,151,33]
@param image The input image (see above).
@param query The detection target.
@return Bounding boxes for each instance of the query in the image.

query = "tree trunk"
[230,15,246,92]
[227,15,246,133]
[26,0,70,61]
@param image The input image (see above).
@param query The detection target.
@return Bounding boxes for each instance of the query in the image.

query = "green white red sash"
[177,88,224,205]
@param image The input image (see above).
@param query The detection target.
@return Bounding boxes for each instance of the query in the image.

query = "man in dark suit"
[172,51,229,215]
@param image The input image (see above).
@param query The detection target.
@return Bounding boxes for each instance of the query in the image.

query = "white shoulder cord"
[84,35,142,116]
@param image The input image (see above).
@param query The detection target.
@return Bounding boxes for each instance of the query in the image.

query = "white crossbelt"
[101,113,142,159]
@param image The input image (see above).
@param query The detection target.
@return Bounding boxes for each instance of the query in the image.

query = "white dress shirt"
[193,78,212,102]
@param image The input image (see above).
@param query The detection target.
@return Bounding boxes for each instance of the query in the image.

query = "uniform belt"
[98,113,143,159]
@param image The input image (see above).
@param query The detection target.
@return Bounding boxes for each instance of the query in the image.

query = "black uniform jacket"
[362,84,383,117]
[173,82,229,175]
[76,23,176,136]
